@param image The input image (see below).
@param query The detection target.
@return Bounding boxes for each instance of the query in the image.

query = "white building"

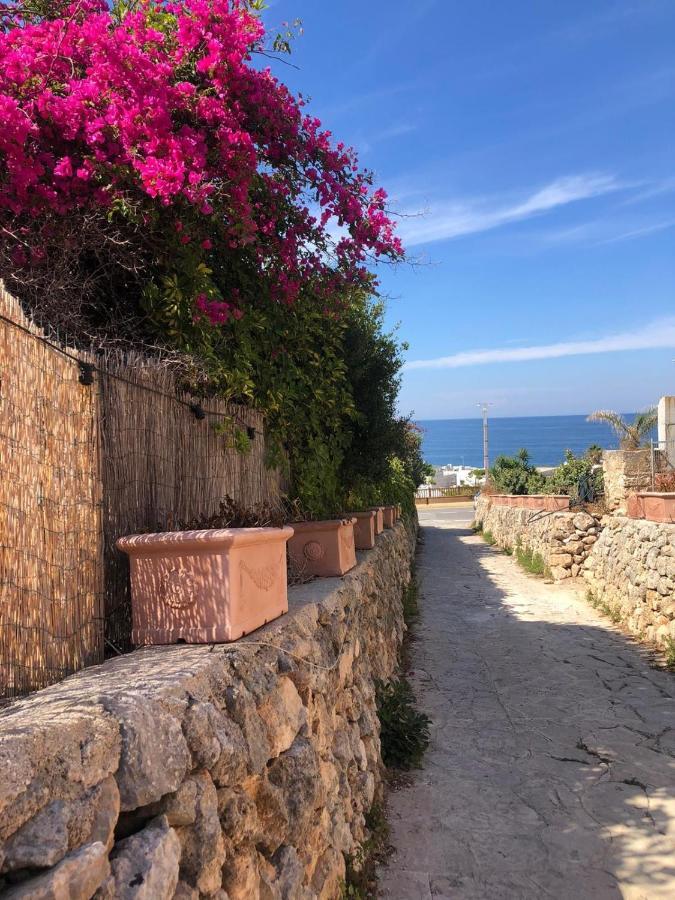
[430,464,484,488]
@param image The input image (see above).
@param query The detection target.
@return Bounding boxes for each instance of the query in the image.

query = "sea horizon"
[416,412,651,469]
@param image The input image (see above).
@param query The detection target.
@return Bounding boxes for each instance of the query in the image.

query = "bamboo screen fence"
[0,286,103,697]
[0,286,282,697]
[99,355,281,653]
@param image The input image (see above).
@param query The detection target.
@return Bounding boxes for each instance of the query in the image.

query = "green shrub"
[482,529,496,546]
[376,677,431,771]
[545,449,604,501]
[664,638,675,669]
[489,448,545,495]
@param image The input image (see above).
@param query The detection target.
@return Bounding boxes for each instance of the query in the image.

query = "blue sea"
[417,414,647,468]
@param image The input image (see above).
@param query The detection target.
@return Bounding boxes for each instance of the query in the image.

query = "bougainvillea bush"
[0,0,402,334]
[0,0,427,517]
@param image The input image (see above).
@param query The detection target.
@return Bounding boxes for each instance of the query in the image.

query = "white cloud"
[398,173,624,247]
[595,219,675,244]
[405,318,675,370]
[541,215,675,246]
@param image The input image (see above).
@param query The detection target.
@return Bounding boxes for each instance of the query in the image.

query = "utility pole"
[478,402,490,476]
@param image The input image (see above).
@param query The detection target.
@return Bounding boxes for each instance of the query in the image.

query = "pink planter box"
[117,526,294,646]
[627,494,645,519]
[544,496,571,511]
[369,507,385,534]
[382,506,396,529]
[287,519,357,577]
[498,495,570,511]
[351,511,376,549]
[632,492,675,523]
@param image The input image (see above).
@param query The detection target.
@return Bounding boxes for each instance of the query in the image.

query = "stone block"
[3,841,109,900]
[105,695,190,811]
[549,553,573,568]
[257,678,306,759]
[108,816,180,900]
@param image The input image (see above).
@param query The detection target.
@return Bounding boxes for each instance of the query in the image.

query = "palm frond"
[587,410,629,438]
[632,407,658,438]
[588,407,657,450]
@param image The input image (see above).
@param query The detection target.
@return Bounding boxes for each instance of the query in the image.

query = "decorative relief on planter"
[163,568,197,610]
[303,540,326,561]
[240,555,284,592]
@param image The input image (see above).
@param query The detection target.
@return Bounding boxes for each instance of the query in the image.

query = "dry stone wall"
[583,517,675,647]
[474,497,602,581]
[602,449,665,513]
[0,522,415,900]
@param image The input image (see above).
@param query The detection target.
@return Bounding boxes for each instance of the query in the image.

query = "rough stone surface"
[603,449,665,513]
[381,507,675,900]
[3,841,110,900]
[474,496,602,580]
[107,816,181,899]
[584,516,675,647]
[0,523,414,899]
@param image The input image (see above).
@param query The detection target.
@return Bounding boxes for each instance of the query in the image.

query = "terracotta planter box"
[287,519,357,577]
[369,507,384,534]
[634,492,675,523]
[627,494,645,519]
[351,511,376,550]
[543,496,571,512]
[117,526,294,646]
[382,506,396,529]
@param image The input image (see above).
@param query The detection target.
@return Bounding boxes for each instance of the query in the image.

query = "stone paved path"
[379,508,675,900]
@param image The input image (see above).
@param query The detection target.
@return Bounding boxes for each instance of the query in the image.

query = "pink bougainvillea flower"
[0,0,403,319]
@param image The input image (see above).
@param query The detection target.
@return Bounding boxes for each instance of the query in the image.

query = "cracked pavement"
[379,508,675,900]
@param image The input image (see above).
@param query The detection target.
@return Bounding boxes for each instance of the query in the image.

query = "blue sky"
[264,0,675,419]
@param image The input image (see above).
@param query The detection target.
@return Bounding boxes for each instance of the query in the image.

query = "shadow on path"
[379,514,675,900]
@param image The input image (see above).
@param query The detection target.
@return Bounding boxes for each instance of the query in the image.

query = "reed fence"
[0,286,103,696]
[0,286,282,696]
[99,354,280,653]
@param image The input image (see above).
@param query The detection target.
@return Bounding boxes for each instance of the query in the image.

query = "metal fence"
[650,440,675,490]
[0,287,282,696]
[415,485,478,503]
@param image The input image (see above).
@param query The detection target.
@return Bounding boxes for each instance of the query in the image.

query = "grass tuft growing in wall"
[376,677,431,771]
[402,578,420,627]
[663,638,675,669]
[514,540,548,577]
[341,803,391,899]
[586,590,622,625]
[482,529,496,546]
